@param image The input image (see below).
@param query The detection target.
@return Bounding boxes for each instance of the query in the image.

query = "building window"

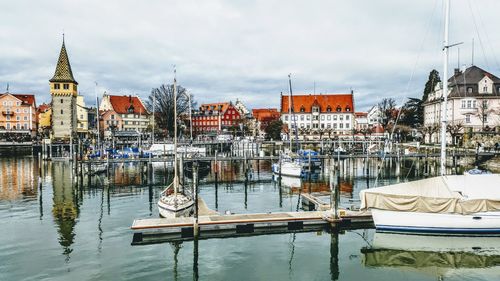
[483,114,488,122]
[24,116,27,121]
[17,102,20,106]
[61,109,63,114]
[300,115,304,121]
[340,115,344,121]
[346,115,350,120]
[340,123,344,129]
[54,84,60,89]
[465,114,471,123]
[467,100,472,108]
[467,87,473,93]
[6,116,10,121]
[326,106,332,112]
[60,99,63,104]
[16,116,20,121]
[300,106,305,112]
[80,114,83,119]
[61,121,64,125]
[284,116,288,121]
[321,124,324,129]
[345,106,351,112]
[24,123,27,129]
[482,100,488,109]
[483,86,488,92]
[306,115,310,120]
[327,115,331,120]
[321,115,325,120]
[336,106,342,112]
[333,115,337,121]
[461,100,466,108]
[346,123,350,129]
[333,124,337,129]
[63,84,69,90]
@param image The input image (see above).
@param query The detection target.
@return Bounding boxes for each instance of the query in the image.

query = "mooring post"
[193,161,199,238]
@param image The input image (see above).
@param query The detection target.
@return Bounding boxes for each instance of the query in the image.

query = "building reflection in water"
[51,161,80,261]
[361,232,500,278]
[0,158,39,200]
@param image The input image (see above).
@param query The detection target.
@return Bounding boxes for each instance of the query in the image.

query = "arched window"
[345,106,351,112]
[336,106,342,112]
[300,106,305,112]
[326,106,332,112]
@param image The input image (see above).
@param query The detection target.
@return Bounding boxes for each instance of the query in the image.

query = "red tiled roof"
[37,103,51,113]
[252,108,280,121]
[355,112,367,117]
[280,94,354,113]
[200,102,231,113]
[0,93,36,106]
[109,95,148,115]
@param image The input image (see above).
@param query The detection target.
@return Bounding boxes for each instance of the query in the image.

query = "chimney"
[454,68,461,76]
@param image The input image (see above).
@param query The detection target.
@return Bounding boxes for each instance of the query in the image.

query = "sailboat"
[359,0,500,235]
[272,74,303,178]
[157,72,195,218]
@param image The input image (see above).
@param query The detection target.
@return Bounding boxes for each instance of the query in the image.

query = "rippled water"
[1,156,499,281]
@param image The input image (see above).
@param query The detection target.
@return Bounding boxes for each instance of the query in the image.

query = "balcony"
[2,111,14,116]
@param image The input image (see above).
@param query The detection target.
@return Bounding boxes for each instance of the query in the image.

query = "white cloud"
[1,0,499,111]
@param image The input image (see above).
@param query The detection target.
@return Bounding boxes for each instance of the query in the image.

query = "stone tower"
[50,38,78,140]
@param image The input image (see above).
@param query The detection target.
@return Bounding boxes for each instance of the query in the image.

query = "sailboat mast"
[288,74,292,151]
[173,70,178,196]
[440,0,450,176]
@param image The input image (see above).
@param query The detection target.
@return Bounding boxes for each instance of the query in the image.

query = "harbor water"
[1,156,499,280]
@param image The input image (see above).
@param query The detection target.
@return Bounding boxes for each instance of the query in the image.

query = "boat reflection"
[362,232,500,272]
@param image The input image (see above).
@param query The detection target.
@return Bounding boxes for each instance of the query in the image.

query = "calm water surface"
[1,157,499,280]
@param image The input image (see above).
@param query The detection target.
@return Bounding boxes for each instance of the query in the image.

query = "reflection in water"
[330,230,339,281]
[51,162,79,261]
[0,158,38,200]
[170,242,182,281]
[362,232,500,277]
[193,239,199,281]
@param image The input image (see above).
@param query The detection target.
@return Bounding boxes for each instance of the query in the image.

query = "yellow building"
[37,103,52,132]
[76,95,88,135]
[50,38,79,139]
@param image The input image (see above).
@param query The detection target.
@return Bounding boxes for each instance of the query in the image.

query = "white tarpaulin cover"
[359,175,500,214]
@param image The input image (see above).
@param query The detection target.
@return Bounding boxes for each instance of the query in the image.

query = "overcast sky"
[2,0,500,111]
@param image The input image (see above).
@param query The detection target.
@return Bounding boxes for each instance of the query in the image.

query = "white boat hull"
[158,196,194,218]
[272,162,302,178]
[372,209,500,235]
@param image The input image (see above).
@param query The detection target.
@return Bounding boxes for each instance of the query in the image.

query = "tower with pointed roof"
[50,37,78,139]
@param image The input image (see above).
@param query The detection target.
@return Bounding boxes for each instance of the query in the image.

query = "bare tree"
[145,84,195,137]
[446,121,463,146]
[476,99,493,131]
[377,98,397,135]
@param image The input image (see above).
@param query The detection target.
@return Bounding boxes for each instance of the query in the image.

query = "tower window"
[60,99,63,104]
[63,84,69,90]
[61,121,64,125]
[54,84,60,89]
[61,109,63,114]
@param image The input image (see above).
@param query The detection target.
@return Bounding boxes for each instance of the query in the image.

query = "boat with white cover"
[360,174,500,234]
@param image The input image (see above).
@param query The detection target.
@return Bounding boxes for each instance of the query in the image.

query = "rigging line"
[467,0,491,70]
[470,0,500,72]
[374,0,439,188]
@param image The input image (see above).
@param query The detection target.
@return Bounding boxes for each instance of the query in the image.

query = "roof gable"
[0,93,36,106]
[108,95,148,115]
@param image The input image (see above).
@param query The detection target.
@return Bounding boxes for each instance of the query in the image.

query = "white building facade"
[423,66,500,143]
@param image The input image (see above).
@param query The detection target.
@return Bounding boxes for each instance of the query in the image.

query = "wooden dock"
[131,210,373,245]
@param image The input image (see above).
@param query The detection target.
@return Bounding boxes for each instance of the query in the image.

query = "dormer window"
[300,106,305,112]
[345,106,351,112]
[467,87,473,93]
[312,106,319,113]
[336,106,342,112]
[326,106,332,112]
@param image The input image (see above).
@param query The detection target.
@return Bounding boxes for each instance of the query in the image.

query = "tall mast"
[152,93,155,145]
[173,69,178,195]
[288,74,293,151]
[440,0,450,176]
[95,82,100,155]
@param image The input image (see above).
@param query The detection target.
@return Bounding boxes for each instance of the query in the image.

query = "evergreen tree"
[422,69,441,102]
